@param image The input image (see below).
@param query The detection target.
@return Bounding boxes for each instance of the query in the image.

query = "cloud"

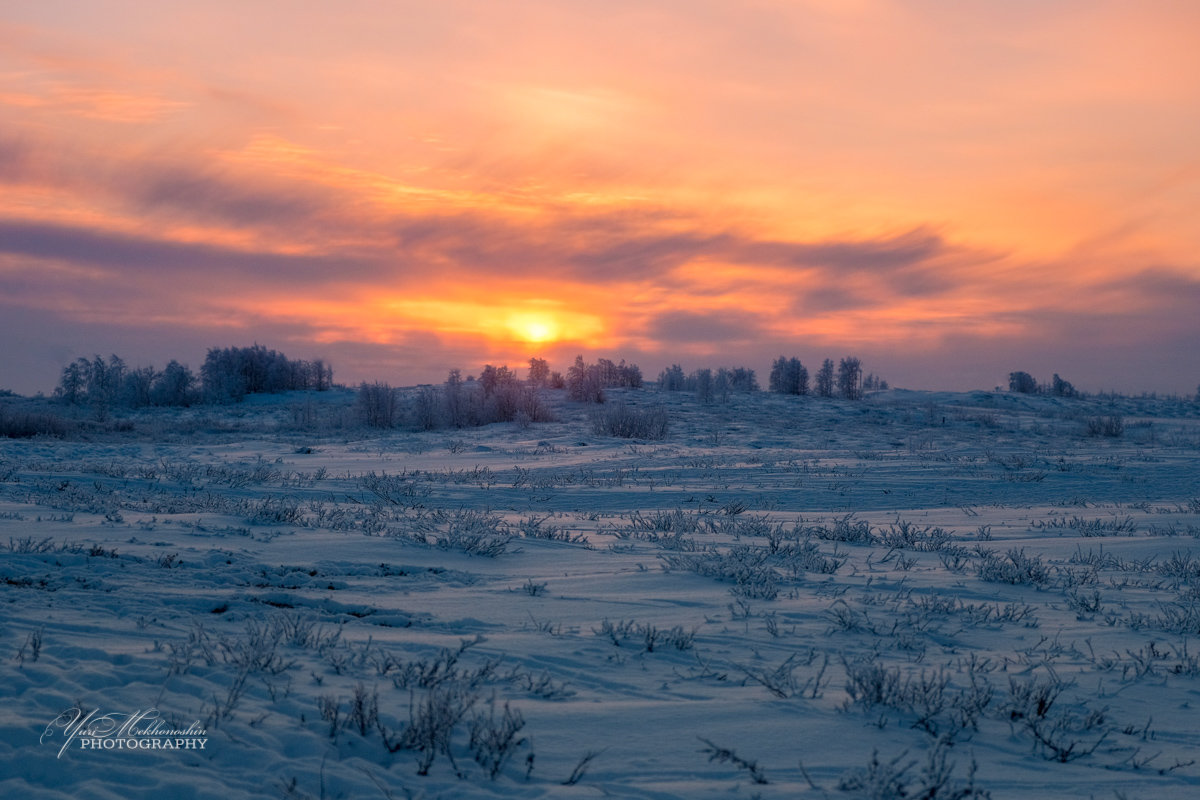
[125,167,333,230]
[646,309,766,346]
[0,219,377,286]
[0,135,34,182]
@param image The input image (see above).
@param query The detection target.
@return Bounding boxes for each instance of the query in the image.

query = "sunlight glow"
[507,313,560,344]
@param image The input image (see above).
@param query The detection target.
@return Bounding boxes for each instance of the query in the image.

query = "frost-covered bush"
[836,741,989,799]
[1085,415,1124,438]
[809,514,873,544]
[878,520,954,552]
[401,509,515,557]
[660,546,780,599]
[0,406,70,438]
[591,403,670,439]
[976,548,1051,586]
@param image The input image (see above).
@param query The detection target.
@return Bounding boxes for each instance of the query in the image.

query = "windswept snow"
[1,388,1199,798]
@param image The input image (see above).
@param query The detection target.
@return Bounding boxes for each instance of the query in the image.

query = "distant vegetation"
[27,346,1199,443]
[28,347,893,436]
[767,355,885,399]
[200,345,332,403]
[1006,371,1080,398]
[657,365,758,402]
[54,345,332,416]
[1,346,1195,442]
[357,356,642,430]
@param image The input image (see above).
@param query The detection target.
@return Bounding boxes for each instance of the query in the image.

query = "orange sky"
[1,0,1198,393]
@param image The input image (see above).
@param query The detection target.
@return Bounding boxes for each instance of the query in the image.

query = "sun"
[507,313,560,344]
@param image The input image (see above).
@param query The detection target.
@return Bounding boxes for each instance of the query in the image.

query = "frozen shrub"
[699,738,767,785]
[403,509,515,557]
[0,406,70,438]
[660,546,780,599]
[878,520,953,552]
[625,509,704,534]
[591,403,670,439]
[1004,675,1110,763]
[379,684,479,775]
[810,514,873,544]
[1084,415,1124,437]
[836,740,989,799]
[977,548,1050,586]
[842,658,993,738]
[593,619,695,652]
[469,695,531,780]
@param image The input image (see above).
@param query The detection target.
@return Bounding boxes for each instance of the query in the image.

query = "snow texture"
[2,387,1199,798]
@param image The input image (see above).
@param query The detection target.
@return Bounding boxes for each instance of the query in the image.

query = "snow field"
[1,387,1198,798]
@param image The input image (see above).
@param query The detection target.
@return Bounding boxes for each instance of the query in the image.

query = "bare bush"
[591,403,670,439]
[0,406,71,438]
[593,618,695,652]
[1005,675,1110,763]
[380,684,479,776]
[698,738,767,785]
[878,520,954,552]
[976,549,1051,586]
[836,740,990,799]
[660,547,780,600]
[391,510,515,556]
[1085,415,1125,438]
[469,695,531,780]
[809,514,873,544]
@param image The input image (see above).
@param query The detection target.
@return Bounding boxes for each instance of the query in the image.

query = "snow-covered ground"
[2,387,1199,799]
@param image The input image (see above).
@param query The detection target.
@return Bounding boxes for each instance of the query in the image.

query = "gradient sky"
[2,0,1198,395]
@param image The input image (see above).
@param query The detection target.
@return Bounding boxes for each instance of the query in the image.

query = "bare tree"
[769,357,807,395]
[527,358,550,388]
[815,359,835,398]
[658,364,686,391]
[567,356,604,403]
[1051,374,1077,398]
[837,357,863,400]
[693,368,714,403]
[357,382,399,428]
